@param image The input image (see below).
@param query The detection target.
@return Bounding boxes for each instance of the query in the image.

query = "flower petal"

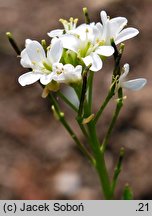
[63,64,74,72]
[40,74,54,85]
[115,27,139,44]
[110,17,127,36]
[64,65,82,82]
[26,41,46,64]
[47,29,64,37]
[57,64,82,84]
[18,72,42,86]
[82,53,103,72]
[96,22,103,33]
[121,78,147,91]
[95,45,114,56]
[25,39,32,46]
[100,11,108,25]
[119,63,130,82]
[20,49,32,68]
[74,65,82,75]
[59,35,80,53]
[73,23,95,42]
[95,22,103,39]
[47,40,63,64]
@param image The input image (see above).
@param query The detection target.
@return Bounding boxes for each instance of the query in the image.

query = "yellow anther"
[74,18,78,24]
[98,40,105,46]
[86,28,89,33]
[47,46,50,51]
[36,48,40,53]
[32,61,36,65]
[69,17,74,22]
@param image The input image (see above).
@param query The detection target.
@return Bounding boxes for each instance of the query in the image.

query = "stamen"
[43,61,52,71]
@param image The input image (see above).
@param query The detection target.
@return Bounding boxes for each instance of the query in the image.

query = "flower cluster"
[12,9,148,200]
[18,10,146,91]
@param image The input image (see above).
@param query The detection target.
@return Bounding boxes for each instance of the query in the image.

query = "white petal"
[51,37,59,45]
[95,45,114,56]
[100,19,111,44]
[100,11,108,25]
[115,27,139,44]
[82,53,103,72]
[20,49,32,68]
[58,64,82,83]
[47,29,64,37]
[74,65,82,75]
[73,24,94,42]
[18,72,42,86]
[40,74,54,85]
[96,22,103,31]
[26,41,46,63]
[55,73,65,83]
[110,17,127,36]
[119,63,130,82]
[96,22,103,36]
[47,40,63,64]
[70,65,82,81]
[63,64,74,72]
[90,22,96,27]
[73,23,87,35]
[121,78,147,91]
[59,35,80,53]
[25,39,32,46]
[52,62,63,72]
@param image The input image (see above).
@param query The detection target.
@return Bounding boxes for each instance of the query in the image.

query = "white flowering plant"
[7,8,147,200]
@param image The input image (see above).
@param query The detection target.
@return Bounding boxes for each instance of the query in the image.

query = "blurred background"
[0,0,152,199]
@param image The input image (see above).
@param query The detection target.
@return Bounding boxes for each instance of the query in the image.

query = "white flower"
[18,39,63,86]
[59,23,114,72]
[48,17,78,37]
[51,63,82,84]
[95,11,139,45]
[119,64,147,90]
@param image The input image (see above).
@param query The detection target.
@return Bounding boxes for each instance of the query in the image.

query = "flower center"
[54,64,64,75]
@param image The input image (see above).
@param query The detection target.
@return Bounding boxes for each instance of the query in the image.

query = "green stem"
[93,40,123,125]
[77,119,90,139]
[101,88,123,153]
[111,39,124,80]
[77,65,90,119]
[87,71,94,115]
[6,32,21,55]
[87,121,112,199]
[57,89,90,151]
[57,91,78,112]
[56,91,89,139]
[94,83,115,124]
[111,147,125,197]
[48,93,94,164]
